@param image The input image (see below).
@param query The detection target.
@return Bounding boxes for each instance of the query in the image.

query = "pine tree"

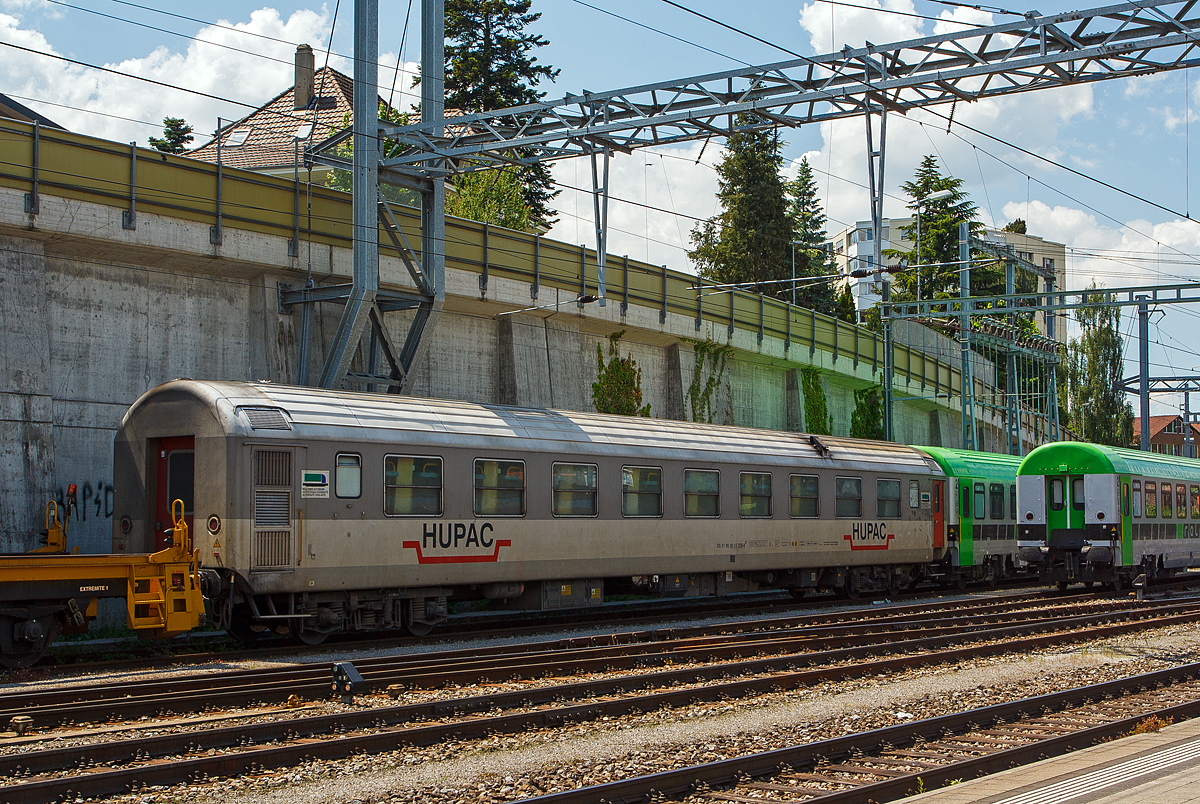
[784,157,838,314]
[688,121,792,298]
[149,117,194,154]
[444,0,560,228]
[884,155,986,300]
[1064,287,1134,446]
[834,284,858,324]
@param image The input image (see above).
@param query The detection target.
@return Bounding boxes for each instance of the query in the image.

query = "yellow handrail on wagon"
[30,500,67,554]
[0,498,205,667]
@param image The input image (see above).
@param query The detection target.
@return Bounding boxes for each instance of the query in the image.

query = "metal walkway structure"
[303,0,1200,448]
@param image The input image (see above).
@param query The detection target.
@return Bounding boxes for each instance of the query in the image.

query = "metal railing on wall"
[0,119,966,400]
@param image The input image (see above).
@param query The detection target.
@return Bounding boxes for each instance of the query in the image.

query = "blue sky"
[4,0,1200,418]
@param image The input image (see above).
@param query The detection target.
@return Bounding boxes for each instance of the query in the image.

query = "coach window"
[1072,478,1085,511]
[1049,478,1064,511]
[909,480,920,510]
[1192,486,1200,519]
[1162,482,1173,519]
[1178,484,1188,519]
[1145,481,1157,518]
[791,475,819,518]
[989,483,1005,520]
[552,463,597,517]
[740,473,772,518]
[974,483,986,521]
[835,477,862,518]
[1122,483,1131,518]
[335,454,361,499]
[475,459,526,517]
[684,470,720,518]
[961,483,971,518]
[622,466,662,517]
[384,456,443,516]
[1132,481,1141,518]
[1010,485,1018,521]
[877,479,901,518]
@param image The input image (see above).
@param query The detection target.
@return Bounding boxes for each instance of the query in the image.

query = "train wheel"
[842,582,860,600]
[788,588,807,601]
[1109,574,1124,592]
[954,574,968,591]
[288,624,329,646]
[227,605,261,646]
[1056,581,1070,592]
[0,613,60,669]
[403,600,436,636]
[404,619,435,637]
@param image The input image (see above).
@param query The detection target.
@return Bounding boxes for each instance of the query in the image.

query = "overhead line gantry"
[301,0,1200,448]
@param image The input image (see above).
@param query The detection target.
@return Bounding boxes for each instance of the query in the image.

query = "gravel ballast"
[79,619,1200,804]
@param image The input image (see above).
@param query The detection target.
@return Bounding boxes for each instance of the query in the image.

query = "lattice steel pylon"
[303,0,1200,396]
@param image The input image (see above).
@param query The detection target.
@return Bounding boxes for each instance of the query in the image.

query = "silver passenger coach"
[113,380,944,643]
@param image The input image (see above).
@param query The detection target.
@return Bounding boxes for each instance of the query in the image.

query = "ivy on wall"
[800,368,831,435]
[849,386,886,440]
[683,338,733,424]
[592,331,652,417]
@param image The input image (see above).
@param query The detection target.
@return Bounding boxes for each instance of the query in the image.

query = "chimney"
[294,44,315,111]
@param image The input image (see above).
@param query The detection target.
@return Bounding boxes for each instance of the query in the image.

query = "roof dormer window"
[225,128,251,147]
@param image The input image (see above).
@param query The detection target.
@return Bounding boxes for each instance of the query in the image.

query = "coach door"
[958,478,976,566]
[251,448,295,572]
[1046,473,1085,551]
[932,480,945,549]
[155,436,194,551]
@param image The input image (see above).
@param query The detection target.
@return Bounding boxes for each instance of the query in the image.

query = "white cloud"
[1124,71,1170,99]
[932,7,994,35]
[799,0,922,54]
[0,0,62,20]
[1,8,352,144]
[1002,199,1200,291]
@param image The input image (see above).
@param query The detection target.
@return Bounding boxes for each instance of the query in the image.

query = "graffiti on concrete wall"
[55,481,113,521]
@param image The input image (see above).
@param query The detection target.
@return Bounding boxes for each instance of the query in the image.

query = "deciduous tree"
[445,167,531,231]
[1062,288,1134,446]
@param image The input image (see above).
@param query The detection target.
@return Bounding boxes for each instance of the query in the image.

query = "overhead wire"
[41,0,299,68]
[15,0,1200,299]
[567,0,751,66]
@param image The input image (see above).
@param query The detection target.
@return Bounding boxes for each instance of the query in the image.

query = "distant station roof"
[0,94,65,130]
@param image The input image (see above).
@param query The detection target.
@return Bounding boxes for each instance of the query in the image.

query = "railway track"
[1,593,1198,803]
[0,591,1141,724]
[521,664,1200,804]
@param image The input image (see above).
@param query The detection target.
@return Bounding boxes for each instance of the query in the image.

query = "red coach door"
[154,436,195,551]
[932,480,945,549]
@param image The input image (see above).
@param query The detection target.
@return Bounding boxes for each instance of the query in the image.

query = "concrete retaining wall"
[0,183,987,555]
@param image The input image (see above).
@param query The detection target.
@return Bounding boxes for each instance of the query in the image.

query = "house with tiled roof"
[1132,414,1200,456]
[190,45,387,183]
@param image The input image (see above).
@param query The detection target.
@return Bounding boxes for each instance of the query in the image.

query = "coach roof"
[125,380,938,474]
[1019,441,1200,482]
